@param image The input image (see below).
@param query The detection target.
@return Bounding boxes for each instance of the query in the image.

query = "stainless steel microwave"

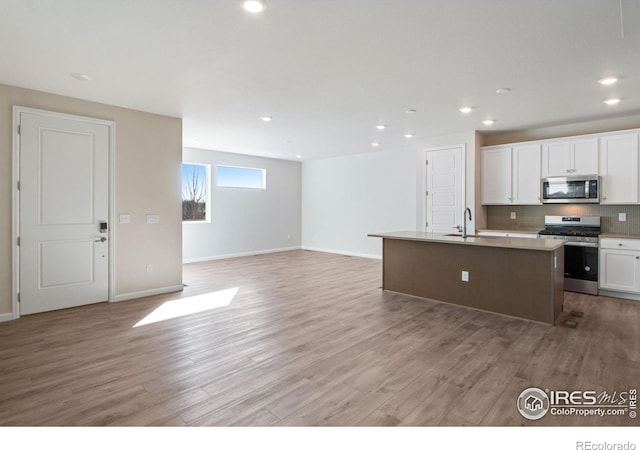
[541,175,600,204]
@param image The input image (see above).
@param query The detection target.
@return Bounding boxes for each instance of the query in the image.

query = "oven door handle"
[564,241,598,248]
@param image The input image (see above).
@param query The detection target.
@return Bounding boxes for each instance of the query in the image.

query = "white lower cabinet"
[599,238,640,293]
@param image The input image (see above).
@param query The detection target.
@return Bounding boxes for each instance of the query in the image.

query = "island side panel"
[552,246,565,322]
[382,238,560,324]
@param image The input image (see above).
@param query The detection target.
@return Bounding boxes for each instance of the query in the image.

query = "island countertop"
[368,231,564,251]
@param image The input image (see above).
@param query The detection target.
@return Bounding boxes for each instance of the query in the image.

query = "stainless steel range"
[538,216,600,295]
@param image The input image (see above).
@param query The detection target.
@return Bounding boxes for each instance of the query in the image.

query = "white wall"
[302,131,478,259]
[302,149,417,259]
[182,148,301,262]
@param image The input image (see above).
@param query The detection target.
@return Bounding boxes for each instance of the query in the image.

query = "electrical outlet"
[146,214,160,224]
[119,213,131,224]
[287,234,291,240]
[461,271,469,282]
[619,213,627,222]
[510,211,516,220]
[146,264,153,273]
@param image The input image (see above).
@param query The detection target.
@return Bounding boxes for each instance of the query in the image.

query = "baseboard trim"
[113,285,184,302]
[183,246,301,264]
[0,312,16,323]
[598,289,640,302]
[301,246,381,260]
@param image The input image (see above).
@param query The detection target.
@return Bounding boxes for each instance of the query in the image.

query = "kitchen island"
[368,231,565,325]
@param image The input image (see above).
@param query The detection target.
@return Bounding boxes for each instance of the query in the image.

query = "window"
[182,163,210,222]
[216,165,266,189]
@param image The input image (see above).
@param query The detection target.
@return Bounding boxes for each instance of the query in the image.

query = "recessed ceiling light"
[261,116,272,122]
[459,106,474,114]
[405,109,417,114]
[243,0,265,13]
[604,98,621,105]
[376,124,387,130]
[495,88,511,94]
[295,154,302,159]
[482,119,496,126]
[404,133,415,139]
[598,77,618,86]
[191,139,200,144]
[372,142,380,147]
[70,73,91,81]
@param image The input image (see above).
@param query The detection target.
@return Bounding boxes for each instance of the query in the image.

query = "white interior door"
[18,109,111,315]
[426,146,465,233]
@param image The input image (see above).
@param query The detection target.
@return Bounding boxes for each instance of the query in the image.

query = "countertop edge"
[368,231,564,251]
[600,233,640,239]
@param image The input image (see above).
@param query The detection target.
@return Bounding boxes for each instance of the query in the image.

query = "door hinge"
[17,124,21,135]
[17,180,20,191]
[425,190,429,197]
[17,293,21,303]
[425,221,429,227]
[425,159,429,165]
[17,236,20,246]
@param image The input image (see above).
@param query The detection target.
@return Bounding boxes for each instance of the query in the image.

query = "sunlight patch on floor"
[133,287,238,327]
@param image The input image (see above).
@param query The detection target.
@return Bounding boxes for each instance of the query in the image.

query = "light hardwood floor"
[0,250,638,426]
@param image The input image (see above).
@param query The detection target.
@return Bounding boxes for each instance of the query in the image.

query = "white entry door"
[18,109,111,315]
[425,146,465,233]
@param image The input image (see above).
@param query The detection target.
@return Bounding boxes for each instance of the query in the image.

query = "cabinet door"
[599,249,640,293]
[542,138,598,176]
[542,141,572,176]
[512,144,541,204]
[571,138,599,175]
[600,133,639,204]
[481,147,512,204]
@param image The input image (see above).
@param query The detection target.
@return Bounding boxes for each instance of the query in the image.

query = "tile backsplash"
[486,204,640,235]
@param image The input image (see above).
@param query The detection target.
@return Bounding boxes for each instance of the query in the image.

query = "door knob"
[94,237,107,243]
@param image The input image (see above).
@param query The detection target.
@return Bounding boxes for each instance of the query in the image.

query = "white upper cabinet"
[481,147,512,204]
[481,144,541,205]
[512,144,541,204]
[541,138,598,177]
[599,133,639,204]
[481,128,640,206]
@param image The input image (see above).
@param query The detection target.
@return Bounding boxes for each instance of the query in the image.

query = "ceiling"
[1,0,639,161]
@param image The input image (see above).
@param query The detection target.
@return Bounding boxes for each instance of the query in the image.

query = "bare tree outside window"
[182,164,207,221]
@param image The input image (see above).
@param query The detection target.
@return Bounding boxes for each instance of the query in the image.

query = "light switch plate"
[461,270,469,282]
[619,213,627,222]
[146,214,160,224]
[119,214,131,224]
[510,211,517,220]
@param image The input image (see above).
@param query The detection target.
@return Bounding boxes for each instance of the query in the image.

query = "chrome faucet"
[463,207,472,238]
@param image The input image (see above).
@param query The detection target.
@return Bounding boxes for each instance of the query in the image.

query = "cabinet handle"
[618,243,623,246]
[636,257,639,260]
